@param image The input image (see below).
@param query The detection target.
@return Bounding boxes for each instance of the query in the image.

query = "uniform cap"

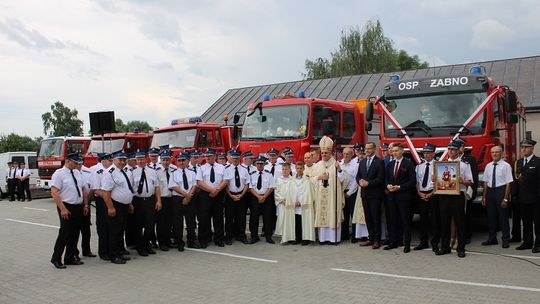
[267,148,279,156]
[520,138,537,147]
[66,152,80,162]
[205,148,216,156]
[242,151,254,158]
[422,143,436,152]
[381,143,389,151]
[254,155,267,164]
[230,150,240,158]
[176,152,190,160]
[112,150,127,159]
[148,147,160,156]
[135,151,147,158]
[160,150,172,159]
[335,147,344,153]
[217,153,226,159]
[447,140,461,150]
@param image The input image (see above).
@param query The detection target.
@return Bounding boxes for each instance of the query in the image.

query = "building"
[202,55,540,152]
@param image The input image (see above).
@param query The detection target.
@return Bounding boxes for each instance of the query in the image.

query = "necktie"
[9,168,12,178]
[137,168,147,194]
[492,162,497,188]
[182,169,189,190]
[270,164,275,176]
[210,164,215,183]
[422,163,430,188]
[234,166,241,188]
[257,171,262,190]
[524,158,528,167]
[120,168,134,193]
[12,168,16,179]
[70,169,81,197]
[165,168,170,184]
[393,161,400,179]
[20,169,23,177]
[367,157,372,170]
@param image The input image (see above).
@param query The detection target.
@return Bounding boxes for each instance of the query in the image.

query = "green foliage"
[304,19,429,80]
[0,133,41,153]
[115,118,153,133]
[41,101,84,136]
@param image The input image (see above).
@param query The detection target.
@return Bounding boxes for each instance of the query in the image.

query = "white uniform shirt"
[80,166,92,192]
[196,162,226,189]
[224,164,250,193]
[249,170,275,195]
[90,163,105,191]
[448,157,473,193]
[265,162,283,181]
[169,167,197,196]
[156,165,174,197]
[132,166,159,197]
[416,159,435,191]
[16,168,31,179]
[340,159,359,196]
[101,164,134,204]
[6,166,17,179]
[482,160,513,188]
[51,166,84,205]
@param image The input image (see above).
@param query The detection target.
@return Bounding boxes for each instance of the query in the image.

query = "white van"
[0,151,38,195]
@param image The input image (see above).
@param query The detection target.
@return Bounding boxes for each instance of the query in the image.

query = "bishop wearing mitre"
[311,136,347,244]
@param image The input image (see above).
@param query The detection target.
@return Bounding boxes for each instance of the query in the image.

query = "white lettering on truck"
[430,77,468,88]
[398,81,419,90]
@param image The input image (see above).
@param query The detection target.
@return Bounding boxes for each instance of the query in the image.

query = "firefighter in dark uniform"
[512,139,540,253]
[224,150,250,244]
[249,155,276,244]
[90,153,113,260]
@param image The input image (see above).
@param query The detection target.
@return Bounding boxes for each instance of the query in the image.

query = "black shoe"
[178,244,185,252]
[147,248,156,254]
[413,242,429,251]
[457,250,466,258]
[51,261,66,269]
[159,245,169,251]
[120,250,130,256]
[199,242,208,249]
[350,238,358,244]
[502,240,510,248]
[120,255,131,261]
[403,246,411,253]
[100,254,111,261]
[465,238,471,245]
[516,243,533,250]
[110,257,126,264]
[83,252,97,257]
[533,247,540,253]
[137,249,149,256]
[27,199,32,202]
[430,241,439,253]
[249,238,260,244]
[301,240,310,246]
[64,259,84,265]
[225,239,233,246]
[481,239,498,246]
[215,241,225,247]
[187,242,200,249]
[383,244,397,250]
[509,236,521,243]
[266,237,275,244]
[436,248,451,256]
[382,239,390,246]
[151,242,158,249]
[239,238,249,244]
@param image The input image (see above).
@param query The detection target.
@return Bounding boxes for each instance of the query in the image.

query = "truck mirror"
[365,121,372,132]
[365,102,374,122]
[233,125,239,140]
[507,113,518,124]
[322,119,335,136]
[505,90,518,112]
[481,109,487,128]
[322,107,333,118]
[233,114,240,124]
[257,115,267,123]
[199,131,207,147]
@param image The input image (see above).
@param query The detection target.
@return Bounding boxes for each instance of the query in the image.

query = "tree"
[115,118,153,133]
[0,133,41,153]
[41,101,84,136]
[303,19,428,80]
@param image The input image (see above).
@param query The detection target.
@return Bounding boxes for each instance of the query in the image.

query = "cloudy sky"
[1,0,538,138]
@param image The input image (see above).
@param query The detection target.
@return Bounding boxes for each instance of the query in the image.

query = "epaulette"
[225,164,231,169]
[170,168,177,172]
[249,171,257,175]
[82,169,91,174]
[155,167,162,170]
[108,167,115,173]
[188,168,196,173]
[97,169,103,174]
[461,159,469,164]
[264,169,271,173]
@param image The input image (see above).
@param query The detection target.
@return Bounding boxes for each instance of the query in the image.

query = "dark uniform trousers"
[225,192,247,241]
[520,203,540,247]
[125,204,139,248]
[388,197,411,246]
[198,190,224,244]
[7,178,18,201]
[486,186,510,242]
[172,195,197,244]
[133,195,156,250]
[260,195,275,238]
[511,199,522,241]
[79,204,92,255]
[95,197,110,257]
[51,203,83,263]
[439,193,466,251]
[18,179,31,200]
[363,196,382,242]
[157,196,174,246]
[341,191,357,240]
[107,201,129,259]
[246,192,259,239]
[418,191,441,246]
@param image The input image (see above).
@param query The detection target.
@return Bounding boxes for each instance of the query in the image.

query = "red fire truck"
[83,132,154,167]
[365,66,526,201]
[151,117,238,164]
[235,92,367,160]
[37,136,91,189]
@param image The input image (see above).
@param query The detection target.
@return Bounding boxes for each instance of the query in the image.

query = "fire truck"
[37,136,91,189]
[365,66,527,202]
[83,132,154,167]
[234,92,367,160]
[151,116,238,164]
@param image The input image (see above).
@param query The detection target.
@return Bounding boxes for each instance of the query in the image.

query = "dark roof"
[202,55,540,122]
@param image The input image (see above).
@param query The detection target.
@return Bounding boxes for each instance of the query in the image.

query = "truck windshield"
[87,139,125,154]
[152,129,197,148]
[242,105,309,140]
[384,91,487,137]
[38,139,64,157]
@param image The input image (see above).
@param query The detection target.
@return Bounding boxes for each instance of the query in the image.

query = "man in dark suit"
[512,139,540,253]
[357,142,385,249]
[383,142,416,253]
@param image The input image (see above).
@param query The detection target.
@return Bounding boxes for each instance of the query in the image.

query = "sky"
[1,0,539,138]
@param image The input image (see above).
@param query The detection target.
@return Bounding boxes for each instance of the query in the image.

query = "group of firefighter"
[49,134,540,268]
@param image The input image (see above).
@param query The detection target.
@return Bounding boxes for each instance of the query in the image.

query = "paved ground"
[1,198,540,304]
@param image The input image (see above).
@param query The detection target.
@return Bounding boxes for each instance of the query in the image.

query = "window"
[12,156,25,164]
[215,130,222,147]
[198,129,215,147]
[343,111,355,138]
[28,156,38,169]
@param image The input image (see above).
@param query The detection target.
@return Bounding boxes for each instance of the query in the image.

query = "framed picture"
[434,161,460,195]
